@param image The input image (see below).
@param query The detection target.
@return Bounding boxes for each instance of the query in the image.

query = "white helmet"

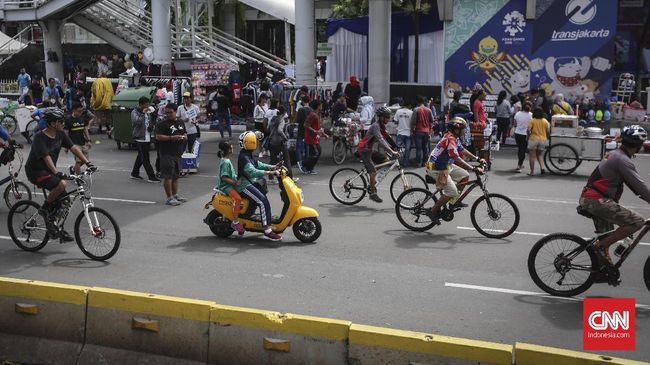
[621,125,647,147]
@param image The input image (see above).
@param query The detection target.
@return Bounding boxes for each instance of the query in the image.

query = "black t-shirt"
[216,94,231,113]
[157,118,186,157]
[25,130,74,174]
[65,110,94,145]
[344,84,362,110]
[331,101,347,122]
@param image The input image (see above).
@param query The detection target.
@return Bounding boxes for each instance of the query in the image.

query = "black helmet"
[376,106,391,119]
[43,107,65,125]
[621,125,647,147]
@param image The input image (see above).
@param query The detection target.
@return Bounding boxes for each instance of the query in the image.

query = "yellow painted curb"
[211,304,351,341]
[0,277,88,305]
[515,343,650,365]
[88,287,214,321]
[350,324,513,365]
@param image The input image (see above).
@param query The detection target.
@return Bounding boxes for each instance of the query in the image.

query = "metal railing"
[0,24,35,67]
[0,0,47,8]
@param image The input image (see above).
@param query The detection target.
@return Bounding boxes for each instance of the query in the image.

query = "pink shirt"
[473,99,487,124]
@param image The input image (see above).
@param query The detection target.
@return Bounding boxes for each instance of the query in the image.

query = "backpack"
[268,116,285,148]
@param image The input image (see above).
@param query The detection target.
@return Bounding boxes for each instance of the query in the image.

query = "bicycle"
[7,168,121,261]
[329,151,427,205]
[528,219,650,297]
[394,162,520,238]
[0,141,32,209]
[331,116,362,165]
[0,105,19,135]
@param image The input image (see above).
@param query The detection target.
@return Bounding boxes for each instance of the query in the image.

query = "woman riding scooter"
[238,131,283,241]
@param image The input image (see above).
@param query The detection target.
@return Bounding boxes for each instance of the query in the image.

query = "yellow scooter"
[204,167,321,243]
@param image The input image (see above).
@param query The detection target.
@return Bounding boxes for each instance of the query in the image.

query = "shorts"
[27,170,61,190]
[160,154,180,180]
[579,197,645,233]
[94,109,112,126]
[527,139,547,151]
[74,144,89,163]
[426,164,470,198]
[360,149,376,174]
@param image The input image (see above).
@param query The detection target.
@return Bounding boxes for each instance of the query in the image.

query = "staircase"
[0,25,37,67]
[0,0,99,22]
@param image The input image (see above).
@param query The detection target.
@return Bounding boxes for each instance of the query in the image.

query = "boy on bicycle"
[357,106,399,203]
[24,108,95,241]
[427,117,484,223]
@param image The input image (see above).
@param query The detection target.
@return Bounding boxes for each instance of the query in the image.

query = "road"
[1,131,649,361]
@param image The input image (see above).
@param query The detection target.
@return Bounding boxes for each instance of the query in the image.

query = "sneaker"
[174,195,188,203]
[130,175,143,180]
[301,168,311,175]
[166,197,181,206]
[369,193,383,203]
[292,177,300,182]
[59,230,74,243]
[264,230,282,241]
[424,209,441,224]
[147,177,161,183]
[231,221,245,235]
[155,172,162,178]
[297,161,304,171]
[308,170,318,175]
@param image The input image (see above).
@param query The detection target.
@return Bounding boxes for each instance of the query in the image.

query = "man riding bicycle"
[427,117,484,223]
[24,108,95,241]
[357,106,399,203]
[579,125,650,267]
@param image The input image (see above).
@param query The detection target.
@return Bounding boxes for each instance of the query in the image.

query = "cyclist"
[427,117,485,223]
[0,123,15,147]
[579,125,650,267]
[357,106,399,203]
[24,108,95,241]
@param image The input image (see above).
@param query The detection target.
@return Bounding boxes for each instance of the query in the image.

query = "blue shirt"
[17,73,31,88]
[0,125,10,141]
[31,108,48,135]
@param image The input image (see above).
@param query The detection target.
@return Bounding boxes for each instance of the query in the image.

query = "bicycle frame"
[433,167,490,205]
[41,173,96,232]
[1,148,23,188]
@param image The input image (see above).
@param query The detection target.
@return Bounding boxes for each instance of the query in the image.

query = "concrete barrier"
[0,277,88,365]
[209,304,351,364]
[514,342,647,365]
[77,287,214,365]
[349,324,513,365]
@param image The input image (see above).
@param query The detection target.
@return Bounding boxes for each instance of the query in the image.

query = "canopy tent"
[0,31,27,55]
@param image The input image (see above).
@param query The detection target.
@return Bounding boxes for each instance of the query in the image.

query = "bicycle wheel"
[1,115,17,135]
[470,193,520,239]
[8,200,49,251]
[544,143,580,175]
[25,120,38,137]
[332,139,347,165]
[4,181,32,210]
[395,188,439,232]
[528,233,597,297]
[329,167,367,205]
[389,171,427,204]
[74,207,121,261]
[644,255,650,292]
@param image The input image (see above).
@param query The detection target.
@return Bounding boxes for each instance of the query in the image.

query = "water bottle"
[613,236,633,257]
[377,169,387,181]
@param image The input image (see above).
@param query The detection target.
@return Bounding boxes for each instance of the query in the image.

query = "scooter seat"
[213,188,228,196]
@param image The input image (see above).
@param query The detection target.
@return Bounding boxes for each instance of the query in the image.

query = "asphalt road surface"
[1,131,649,361]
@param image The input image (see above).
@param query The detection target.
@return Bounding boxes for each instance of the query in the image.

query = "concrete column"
[152,0,172,64]
[295,0,315,86]
[368,0,391,104]
[220,2,237,36]
[42,19,64,82]
[284,21,292,63]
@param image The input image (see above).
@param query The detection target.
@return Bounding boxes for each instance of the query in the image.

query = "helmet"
[43,108,65,125]
[376,106,391,119]
[621,125,647,146]
[447,117,467,132]
[239,131,258,151]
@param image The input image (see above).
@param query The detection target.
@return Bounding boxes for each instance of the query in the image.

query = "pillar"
[219,2,237,36]
[152,0,172,65]
[368,0,391,104]
[42,19,64,82]
[295,0,315,86]
[284,21,292,63]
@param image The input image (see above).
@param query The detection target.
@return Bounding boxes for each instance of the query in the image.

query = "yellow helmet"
[239,131,258,151]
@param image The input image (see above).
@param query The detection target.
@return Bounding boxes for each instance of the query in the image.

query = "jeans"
[132,141,156,179]
[186,133,198,153]
[496,117,510,145]
[515,133,528,167]
[295,138,306,165]
[395,134,412,166]
[217,112,232,138]
[414,132,430,165]
[303,143,321,172]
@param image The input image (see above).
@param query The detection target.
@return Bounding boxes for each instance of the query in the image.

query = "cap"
[183,92,191,97]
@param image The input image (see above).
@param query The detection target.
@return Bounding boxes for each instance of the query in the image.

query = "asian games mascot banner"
[444,0,617,104]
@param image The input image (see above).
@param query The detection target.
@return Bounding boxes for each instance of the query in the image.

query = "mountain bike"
[0,107,18,135]
[0,142,31,209]
[329,151,427,205]
[7,168,121,261]
[394,163,520,238]
[528,219,650,297]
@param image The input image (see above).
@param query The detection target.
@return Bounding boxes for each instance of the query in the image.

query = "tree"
[331,0,406,18]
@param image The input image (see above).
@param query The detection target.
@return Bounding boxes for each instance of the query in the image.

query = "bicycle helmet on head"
[447,117,467,132]
[43,107,65,125]
[621,125,647,147]
[376,106,391,119]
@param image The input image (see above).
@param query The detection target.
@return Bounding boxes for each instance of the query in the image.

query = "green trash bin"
[111,87,156,150]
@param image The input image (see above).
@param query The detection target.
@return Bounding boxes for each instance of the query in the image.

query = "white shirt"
[254,105,268,123]
[165,91,174,104]
[178,103,200,135]
[393,108,413,136]
[264,108,278,121]
[514,111,533,135]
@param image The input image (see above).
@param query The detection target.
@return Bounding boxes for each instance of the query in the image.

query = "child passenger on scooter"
[217,142,245,235]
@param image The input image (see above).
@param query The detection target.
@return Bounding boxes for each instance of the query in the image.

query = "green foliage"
[330,0,431,18]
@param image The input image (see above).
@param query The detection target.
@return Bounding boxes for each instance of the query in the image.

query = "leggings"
[241,185,271,227]
[515,133,527,167]
[229,190,241,219]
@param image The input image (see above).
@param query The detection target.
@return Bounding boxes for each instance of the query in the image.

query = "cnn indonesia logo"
[583,298,635,351]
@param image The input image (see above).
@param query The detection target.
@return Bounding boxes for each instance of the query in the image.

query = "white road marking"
[444,282,650,309]
[0,235,11,241]
[33,192,156,205]
[456,226,650,246]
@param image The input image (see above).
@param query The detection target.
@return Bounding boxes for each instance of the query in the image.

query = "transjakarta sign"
[551,0,611,42]
[551,29,610,42]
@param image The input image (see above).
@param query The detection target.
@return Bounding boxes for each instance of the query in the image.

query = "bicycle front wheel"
[1,115,17,134]
[4,181,32,210]
[74,207,121,261]
[470,193,520,238]
[8,200,49,251]
[528,233,597,297]
[395,188,438,232]
[329,167,367,205]
[389,171,427,204]
[332,139,347,165]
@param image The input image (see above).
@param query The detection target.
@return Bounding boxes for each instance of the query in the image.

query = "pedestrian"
[410,96,435,167]
[217,141,245,235]
[29,79,43,105]
[215,86,232,138]
[302,100,327,174]
[16,68,31,96]
[65,102,95,174]
[156,103,187,205]
[43,78,61,107]
[97,56,109,77]
[344,76,362,111]
[130,96,160,183]
[253,94,269,157]
[267,106,295,180]
[90,71,114,138]
[295,95,311,172]
[393,100,414,166]
[178,92,200,153]
[551,93,575,116]
[470,89,487,158]
[330,92,349,123]
[495,90,512,145]
[527,107,550,176]
[513,102,532,172]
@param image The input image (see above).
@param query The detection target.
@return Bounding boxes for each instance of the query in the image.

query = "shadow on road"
[51,258,110,268]
[0,248,91,276]
[319,203,394,217]
[490,169,589,182]
[384,229,512,250]
[167,234,316,255]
